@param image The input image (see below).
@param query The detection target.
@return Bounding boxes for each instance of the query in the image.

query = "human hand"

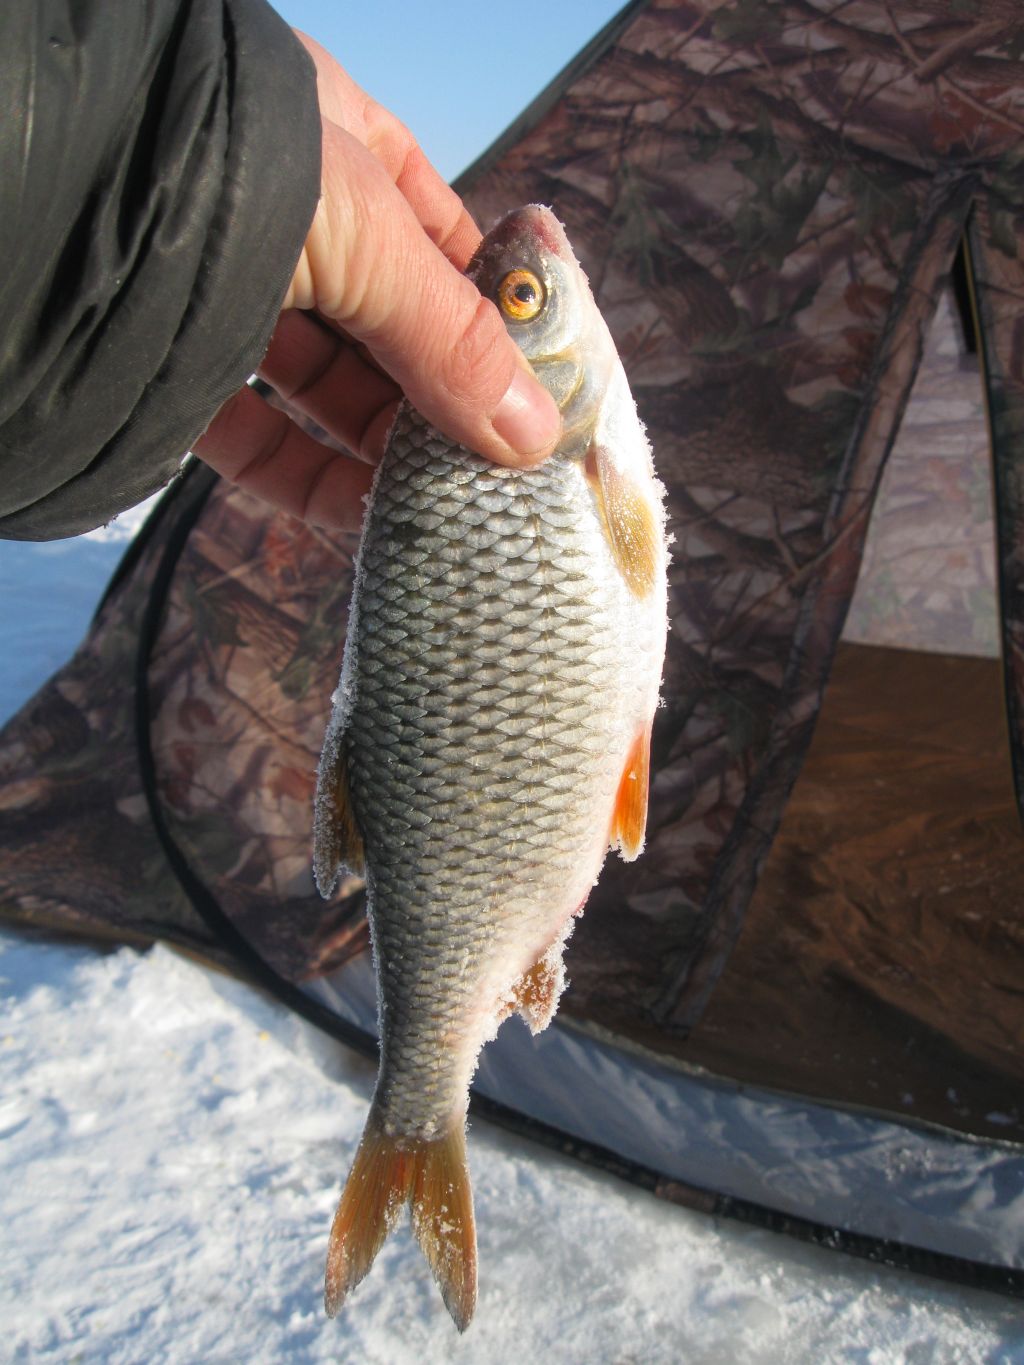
[194,32,562,531]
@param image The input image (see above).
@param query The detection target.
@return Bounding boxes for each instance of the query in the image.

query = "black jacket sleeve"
[0,0,321,540]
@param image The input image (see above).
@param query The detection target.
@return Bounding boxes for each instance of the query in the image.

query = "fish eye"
[497,269,546,323]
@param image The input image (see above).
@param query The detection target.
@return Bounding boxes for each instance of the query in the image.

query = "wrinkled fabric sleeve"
[0,0,321,540]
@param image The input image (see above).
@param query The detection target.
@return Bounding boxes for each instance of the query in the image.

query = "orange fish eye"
[497,269,545,322]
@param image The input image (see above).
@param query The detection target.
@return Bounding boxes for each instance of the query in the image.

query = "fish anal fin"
[586,442,660,599]
[313,737,364,894]
[611,726,651,861]
[510,947,567,1034]
[325,1111,477,1333]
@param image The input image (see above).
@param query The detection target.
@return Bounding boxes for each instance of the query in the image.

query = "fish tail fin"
[324,1109,412,1316]
[411,1122,477,1332]
[324,1109,477,1332]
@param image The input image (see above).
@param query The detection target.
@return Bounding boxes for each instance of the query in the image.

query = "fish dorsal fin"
[611,726,651,861]
[586,442,660,599]
[313,734,365,894]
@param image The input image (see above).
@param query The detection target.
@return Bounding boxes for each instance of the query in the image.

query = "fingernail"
[491,368,561,460]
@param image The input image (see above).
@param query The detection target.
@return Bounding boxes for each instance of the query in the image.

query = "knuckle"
[440,295,515,411]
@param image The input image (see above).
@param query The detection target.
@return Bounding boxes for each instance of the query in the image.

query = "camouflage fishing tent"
[3,0,1024,1295]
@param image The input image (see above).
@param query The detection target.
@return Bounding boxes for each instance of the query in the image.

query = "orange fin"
[587,443,660,598]
[411,1125,477,1331]
[325,1110,477,1333]
[510,949,566,1034]
[611,727,651,861]
[313,735,364,894]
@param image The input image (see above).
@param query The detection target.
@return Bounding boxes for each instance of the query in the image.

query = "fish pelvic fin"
[611,725,651,861]
[313,736,364,895]
[325,1109,477,1333]
[586,441,661,599]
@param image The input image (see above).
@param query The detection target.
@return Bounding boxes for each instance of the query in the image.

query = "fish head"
[469,205,616,459]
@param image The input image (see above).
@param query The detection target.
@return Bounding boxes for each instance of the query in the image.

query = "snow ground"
[1,507,1022,1364]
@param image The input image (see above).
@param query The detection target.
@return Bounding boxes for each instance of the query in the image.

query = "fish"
[312,204,668,1331]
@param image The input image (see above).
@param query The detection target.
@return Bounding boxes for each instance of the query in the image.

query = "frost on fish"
[497,916,575,1035]
[313,204,668,1330]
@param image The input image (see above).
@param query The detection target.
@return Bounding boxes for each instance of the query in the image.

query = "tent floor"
[566,641,1024,1145]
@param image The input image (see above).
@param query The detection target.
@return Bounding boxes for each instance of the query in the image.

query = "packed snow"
[1,504,1022,1363]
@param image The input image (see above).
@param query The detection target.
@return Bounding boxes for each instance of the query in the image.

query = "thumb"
[289,121,561,467]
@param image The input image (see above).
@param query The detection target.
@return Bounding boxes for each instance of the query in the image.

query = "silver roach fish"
[313,204,668,1331]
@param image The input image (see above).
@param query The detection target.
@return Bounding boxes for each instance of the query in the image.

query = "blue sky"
[273,0,627,182]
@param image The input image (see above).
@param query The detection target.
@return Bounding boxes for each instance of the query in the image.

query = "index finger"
[300,120,560,468]
[294,31,480,271]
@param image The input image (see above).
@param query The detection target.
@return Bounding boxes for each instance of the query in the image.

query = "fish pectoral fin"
[313,736,364,895]
[586,441,660,599]
[325,1109,477,1333]
[611,726,651,861]
[511,947,567,1035]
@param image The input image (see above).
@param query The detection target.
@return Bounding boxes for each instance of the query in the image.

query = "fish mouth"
[478,205,572,266]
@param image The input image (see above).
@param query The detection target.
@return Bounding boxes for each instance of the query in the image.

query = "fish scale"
[346,410,625,1138]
